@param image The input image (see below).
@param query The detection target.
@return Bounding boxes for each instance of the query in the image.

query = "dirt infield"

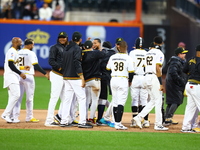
[0,109,186,133]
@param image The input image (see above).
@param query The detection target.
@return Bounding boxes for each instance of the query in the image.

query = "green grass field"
[1,75,199,150]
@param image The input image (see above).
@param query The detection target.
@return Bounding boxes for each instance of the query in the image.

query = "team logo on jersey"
[11,53,13,57]
[160,57,163,62]
[26,29,50,44]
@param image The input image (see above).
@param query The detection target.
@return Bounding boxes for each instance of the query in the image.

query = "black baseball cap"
[196,45,200,51]
[175,47,188,55]
[115,37,124,44]
[72,31,82,41]
[58,32,67,38]
[84,40,93,49]
[103,41,112,49]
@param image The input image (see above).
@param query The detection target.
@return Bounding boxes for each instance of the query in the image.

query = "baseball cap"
[84,40,93,49]
[103,41,112,49]
[72,31,82,41]
[196,45,200,51]
[115,37,124,44]
[175,47,188,55]
[58,32,67,38]
[135,37,144,49]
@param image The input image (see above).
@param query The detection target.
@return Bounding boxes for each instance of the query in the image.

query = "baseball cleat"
[181,129,196,133]
[154,125,168,131]
[130,119,137,128]
[44,122,59,127]
[193,128,200,132]
[12,119,20,123]
[1,115,12,123]
[54,114,61,124]
[26,118,39,123]
[60,123,73,127]
[133,116,142,129]
[78,123,93,128]
[142,120,150,128]
[115,123,128,130]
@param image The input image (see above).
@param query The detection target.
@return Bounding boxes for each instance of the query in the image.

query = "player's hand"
[87,37,91,40]
[44,73,49,80]
[81,79,86,88]
[159,85,164,91]
[24,66,30,71]
[129,82,132,87]
[20,73,26,79]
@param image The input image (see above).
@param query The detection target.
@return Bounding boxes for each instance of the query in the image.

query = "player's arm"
[33,63,49,79]
[8,61,26,79]
[156,63,163,91]
[48,46,62,70]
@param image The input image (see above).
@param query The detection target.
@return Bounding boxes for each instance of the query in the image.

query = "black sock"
[116,105,124,122]
[138,105,143,113]
[131,106,138,118]
[113,107,118,122]
[97,105,105,122]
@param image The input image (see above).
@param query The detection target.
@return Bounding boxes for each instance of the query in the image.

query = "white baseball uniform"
[129,49,148,107]
[106,52,134,107]
[11,48,38,121]
[2,47,21,119]
[137,48,164,126]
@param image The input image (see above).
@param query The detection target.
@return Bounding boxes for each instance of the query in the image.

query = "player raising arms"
[133,36,169,131]
[106,40,134,130]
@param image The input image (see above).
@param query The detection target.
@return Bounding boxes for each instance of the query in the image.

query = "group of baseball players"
[2,37,48,124]
[2,31,200,132]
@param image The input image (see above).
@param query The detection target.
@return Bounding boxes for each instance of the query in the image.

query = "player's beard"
[17,45,21,50]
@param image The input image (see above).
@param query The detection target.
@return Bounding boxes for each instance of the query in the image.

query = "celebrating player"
[82,40,105,125]
[45,31,68,126]
[129,37,149,128]
[133,36,169,131]
[12,39,48,123]
[1,37,27,123]
[107,40,134,130]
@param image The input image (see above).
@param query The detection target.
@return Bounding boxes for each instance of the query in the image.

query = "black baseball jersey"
[100,48,116,79]
[82,49,105,82]
[183,57,200,82]
[62,41,83,79]
[49,42,66,75]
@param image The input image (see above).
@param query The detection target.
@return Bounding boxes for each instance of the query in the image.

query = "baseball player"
[106,40,134,130]
[97,41,116,126]
[129,37,149,128]
[113,37,124,53]
[82,40,105,125]
[45,32,68,126]
[12,39,48,123]
[181,45,200,133]
[60,31,93,128]
[1,37,27,123]
[133,36,168,131]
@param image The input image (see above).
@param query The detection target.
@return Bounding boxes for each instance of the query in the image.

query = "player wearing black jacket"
[45,32,68,127]
[97,41,116,126]
[60,32,93,128]
[82,40,105,125]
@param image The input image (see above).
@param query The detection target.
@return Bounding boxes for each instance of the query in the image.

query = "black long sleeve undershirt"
[34,64,46,75]
[8,61,21,75]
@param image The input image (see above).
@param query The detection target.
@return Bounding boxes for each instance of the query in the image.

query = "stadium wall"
[0,20,143,69]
